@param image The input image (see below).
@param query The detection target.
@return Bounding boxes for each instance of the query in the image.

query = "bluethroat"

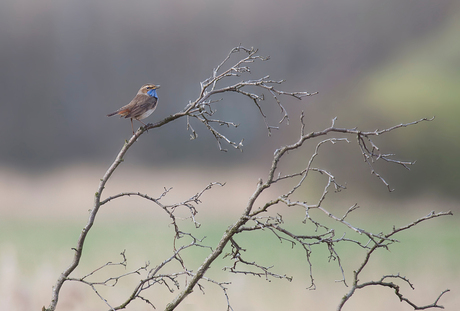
[107,84,160,134]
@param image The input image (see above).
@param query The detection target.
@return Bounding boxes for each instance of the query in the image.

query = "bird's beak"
[156,85,160,89]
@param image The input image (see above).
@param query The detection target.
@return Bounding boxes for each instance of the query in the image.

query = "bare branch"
[45,45,447,311]
[180,45,318,145]
[338,211,452,310]
[66,251,149,310]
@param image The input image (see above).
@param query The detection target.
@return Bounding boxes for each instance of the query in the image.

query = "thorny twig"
[337,211,453,311]
[179,45,318,150]
[221,113,450,308]
[66,251,149,311]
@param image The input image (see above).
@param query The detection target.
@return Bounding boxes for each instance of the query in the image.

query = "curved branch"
[44,110,188,311]
[337,211,452,310]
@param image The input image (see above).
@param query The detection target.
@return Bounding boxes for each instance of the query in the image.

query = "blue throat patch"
[147,89,158,98]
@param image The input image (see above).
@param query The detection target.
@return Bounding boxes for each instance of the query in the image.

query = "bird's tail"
[107,108,130,117]
[107,111,119,117]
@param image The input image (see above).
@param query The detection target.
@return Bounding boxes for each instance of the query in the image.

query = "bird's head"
[139,84,160,97]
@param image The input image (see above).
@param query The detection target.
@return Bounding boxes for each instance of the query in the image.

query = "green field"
[1,208,458,311]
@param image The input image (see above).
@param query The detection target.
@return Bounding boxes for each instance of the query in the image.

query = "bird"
[107,84,160,134]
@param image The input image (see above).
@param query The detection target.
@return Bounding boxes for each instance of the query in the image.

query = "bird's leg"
[137,120,148,133]
[131,118,135,135]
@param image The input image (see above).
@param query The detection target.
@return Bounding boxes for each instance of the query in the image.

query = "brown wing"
[125,94,158,119]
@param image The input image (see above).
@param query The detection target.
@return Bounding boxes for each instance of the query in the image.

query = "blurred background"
[0,0,459,310]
